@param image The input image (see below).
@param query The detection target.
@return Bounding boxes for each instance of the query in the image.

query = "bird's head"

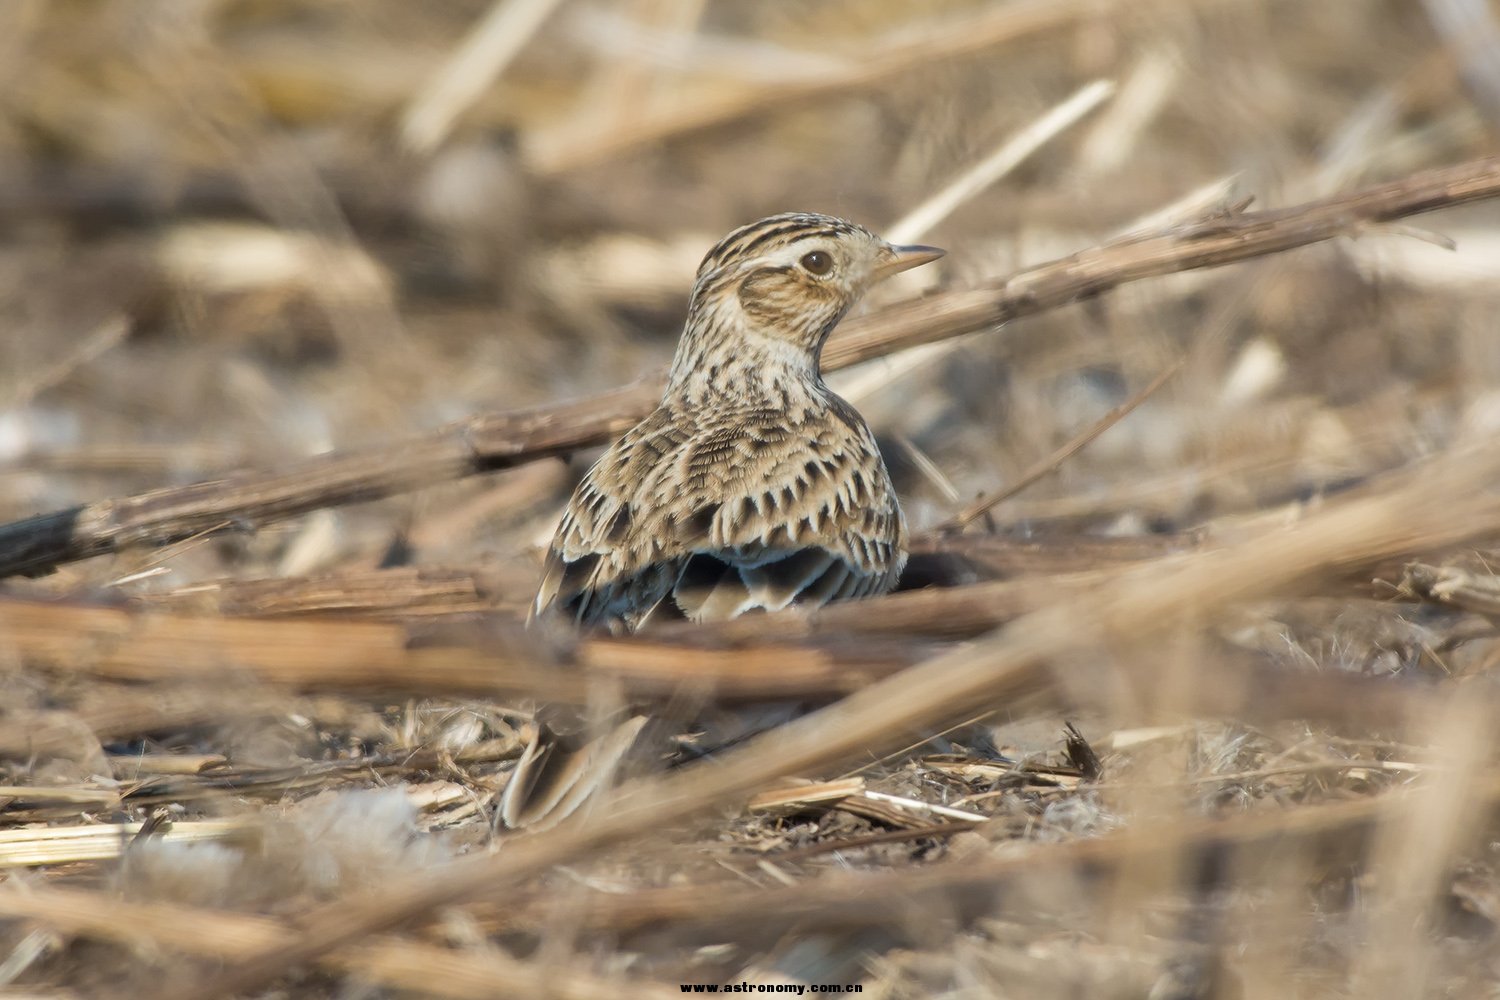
[684,212,945,359]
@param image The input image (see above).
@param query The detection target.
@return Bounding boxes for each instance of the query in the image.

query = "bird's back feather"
[532,395,905,631]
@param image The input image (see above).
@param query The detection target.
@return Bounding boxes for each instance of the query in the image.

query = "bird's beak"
[875,243,946,281]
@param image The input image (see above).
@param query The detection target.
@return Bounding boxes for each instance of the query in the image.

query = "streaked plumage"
[532,213,943,632]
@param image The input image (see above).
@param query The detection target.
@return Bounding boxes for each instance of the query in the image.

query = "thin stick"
[2,155,1499,580]
[5,315,131,410]
[884,79,1116,245]
[838,78,1115,402]
[941,357,1186,530]
[527,0,1219,174]
[937,253,1289,529]
[399,0,569,154]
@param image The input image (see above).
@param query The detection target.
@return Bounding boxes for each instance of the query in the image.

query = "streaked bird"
[506,214,943,830]
[532,212,944,632]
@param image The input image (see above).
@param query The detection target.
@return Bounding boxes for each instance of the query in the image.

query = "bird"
[505,214,943,830]
[531,212,945,633]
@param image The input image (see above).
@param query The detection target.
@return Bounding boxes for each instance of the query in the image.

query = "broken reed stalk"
[0,819,246,868]
[180,443,1500,999]
[0,596,927,702]
[2,154,1499,580]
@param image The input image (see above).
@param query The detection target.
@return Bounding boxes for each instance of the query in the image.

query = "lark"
[532,213,944,632]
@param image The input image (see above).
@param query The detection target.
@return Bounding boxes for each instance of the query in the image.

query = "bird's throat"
[665,319,826,409]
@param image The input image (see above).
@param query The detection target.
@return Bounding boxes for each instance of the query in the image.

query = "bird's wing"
[533,400,906,630]
[657,400,906,621]
[531,406,691,630]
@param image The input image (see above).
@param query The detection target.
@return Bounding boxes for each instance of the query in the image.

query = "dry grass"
[4,1,1500,997]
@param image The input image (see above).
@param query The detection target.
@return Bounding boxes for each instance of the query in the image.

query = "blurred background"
[5,1,1500,996]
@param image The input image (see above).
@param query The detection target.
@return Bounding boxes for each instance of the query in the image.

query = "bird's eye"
[800,250,833,276]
